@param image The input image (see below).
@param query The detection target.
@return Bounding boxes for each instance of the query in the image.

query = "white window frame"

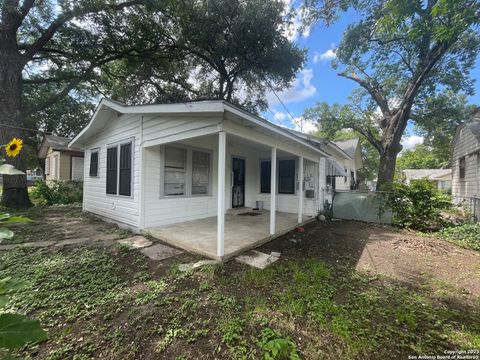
[160,144,212,198]
[106,138,134,198]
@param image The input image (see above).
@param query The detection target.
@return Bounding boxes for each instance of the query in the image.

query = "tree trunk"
[0,30,32,209]
[376,148,399,191]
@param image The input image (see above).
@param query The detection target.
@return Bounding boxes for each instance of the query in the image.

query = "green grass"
[0,246,479,359]
[439,223,480,251]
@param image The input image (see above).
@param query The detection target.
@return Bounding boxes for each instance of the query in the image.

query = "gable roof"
[333,138,360,159]
[402,168,452,181]
[69,98,329,157]
[38,134,83,159]
[464,108,480,138]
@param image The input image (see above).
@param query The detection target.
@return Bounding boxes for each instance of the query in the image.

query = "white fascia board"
[223,102,328,157]
[69,99,111,149]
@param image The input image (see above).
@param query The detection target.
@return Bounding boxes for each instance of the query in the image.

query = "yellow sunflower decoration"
[5,138,23,157]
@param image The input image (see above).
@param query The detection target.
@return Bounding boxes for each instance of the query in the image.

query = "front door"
[232,158,245,208]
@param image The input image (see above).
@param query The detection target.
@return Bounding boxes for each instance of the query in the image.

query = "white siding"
[83,114,141,228]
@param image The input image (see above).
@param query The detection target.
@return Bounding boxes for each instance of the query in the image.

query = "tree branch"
[350,124,383,153]
[338,71,391,116]
[22,0,143,63]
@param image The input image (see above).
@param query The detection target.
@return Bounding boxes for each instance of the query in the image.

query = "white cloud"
[401,135,424,150]
[273,111,287,122]
[282,0,311,41]
[292,116,317,134]
[267,69,317,106]
[313,48,336,63]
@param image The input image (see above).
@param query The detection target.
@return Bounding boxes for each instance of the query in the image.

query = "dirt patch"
[259,220,480,297]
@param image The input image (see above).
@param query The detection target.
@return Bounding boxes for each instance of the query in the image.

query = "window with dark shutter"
[119,143,132,196]
[459,157,466,179]
[278,159,295,194]
[106,147,118,194]
[326,175,336,190]
[89,151,98,176]
[260,160,271,193]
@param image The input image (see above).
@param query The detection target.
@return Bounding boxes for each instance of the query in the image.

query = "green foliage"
[396,144,448,173]
[0,313,48,350]
[258,328,300,360]
[0,213,33,241]
[389,180,452,230]
[31,180,83,205]
[439,223,480,251]
[0,277,47,355]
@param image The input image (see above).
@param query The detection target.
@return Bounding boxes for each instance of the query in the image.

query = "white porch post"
[270,147,277,235]
[298,156,304,224]
[217,131,226,258]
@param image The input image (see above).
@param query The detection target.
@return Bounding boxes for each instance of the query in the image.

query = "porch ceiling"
[147,211,312,260]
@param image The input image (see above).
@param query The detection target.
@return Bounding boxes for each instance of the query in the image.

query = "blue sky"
[264,10,480,149]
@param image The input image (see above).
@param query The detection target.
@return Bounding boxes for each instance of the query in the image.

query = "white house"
[70,99,355,260]
[402,169,452,191]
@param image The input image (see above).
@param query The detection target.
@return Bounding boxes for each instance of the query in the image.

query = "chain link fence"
[453,196,480,223]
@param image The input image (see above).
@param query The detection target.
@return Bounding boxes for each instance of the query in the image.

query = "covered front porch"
[148,211,312,260]
[140,105,325,260]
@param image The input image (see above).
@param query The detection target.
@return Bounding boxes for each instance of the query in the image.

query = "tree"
[0,0,304,208]
[304,0,480,190]
[411,92,477,161]
[102,0,305,113]
[0,0,149,208]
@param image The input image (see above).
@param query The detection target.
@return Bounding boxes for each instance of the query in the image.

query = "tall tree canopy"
[396,144,448,173]
[0,0,304,208]
[304,0,480,190]
[102,0,305,113]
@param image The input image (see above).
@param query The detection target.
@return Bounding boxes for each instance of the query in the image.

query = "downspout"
[139,116,146,231]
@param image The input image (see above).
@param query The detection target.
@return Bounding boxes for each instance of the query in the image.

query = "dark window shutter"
[260,161,271,193]
[278,159,295,194]
[119,143,132,196]
[89,152,98,176]
[106,147,118,194]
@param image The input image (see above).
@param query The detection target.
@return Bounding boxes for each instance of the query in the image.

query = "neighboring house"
[38,135,84,181]
[452,108,480,202]
[333,138,363,191]
[69,99,348,260]
[284,130,361,203]
[402,169,452,191]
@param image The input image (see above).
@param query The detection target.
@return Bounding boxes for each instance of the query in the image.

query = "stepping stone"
[178,260,220,272]
[235,250,280,269]
[140,243,182,260]
[21,241,56,248]
[117,236,152,249]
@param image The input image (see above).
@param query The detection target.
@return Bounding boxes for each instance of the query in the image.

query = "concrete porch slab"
[147,211,313,261]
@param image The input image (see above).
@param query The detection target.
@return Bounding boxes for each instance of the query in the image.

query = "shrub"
[31,180,83,205]
[439,223,480,251]
[388,179,452,231]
